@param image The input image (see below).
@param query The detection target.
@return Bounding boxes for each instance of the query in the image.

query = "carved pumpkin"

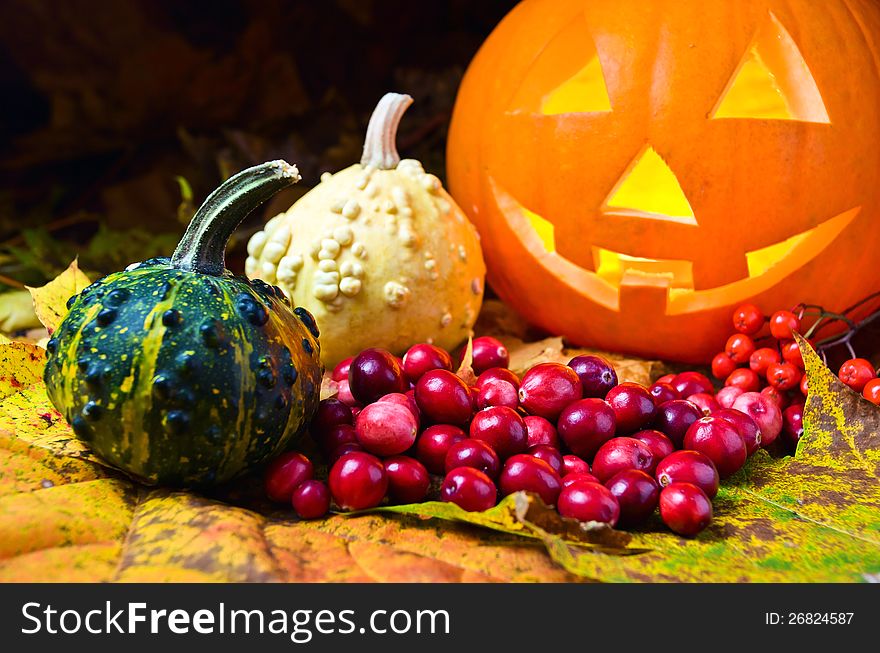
[447,0,880,363]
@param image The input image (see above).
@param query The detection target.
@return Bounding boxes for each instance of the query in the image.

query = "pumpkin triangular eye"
[710,11,829,123]
[604,146,697,225]
[509,15,611,115]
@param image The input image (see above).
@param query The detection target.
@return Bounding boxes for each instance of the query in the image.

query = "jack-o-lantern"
[447,0,880,363]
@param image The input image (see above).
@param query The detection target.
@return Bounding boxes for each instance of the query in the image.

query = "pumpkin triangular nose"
[603,145,697,225]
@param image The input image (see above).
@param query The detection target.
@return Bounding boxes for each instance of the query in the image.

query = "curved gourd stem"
[360,92,414,170]
[171,160,300,275]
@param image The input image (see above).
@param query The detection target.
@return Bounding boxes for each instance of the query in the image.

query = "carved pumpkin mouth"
[490,180,860,314]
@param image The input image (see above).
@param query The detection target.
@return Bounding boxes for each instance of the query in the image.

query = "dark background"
[0,0,517,288]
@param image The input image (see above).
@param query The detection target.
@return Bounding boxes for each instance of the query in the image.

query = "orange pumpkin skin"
[447,0,880,363]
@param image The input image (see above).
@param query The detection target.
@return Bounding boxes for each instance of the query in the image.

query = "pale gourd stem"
[171,160,300,275]
[360,92,414,170]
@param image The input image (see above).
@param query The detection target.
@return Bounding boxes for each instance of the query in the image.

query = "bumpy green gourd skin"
[43,257,323,487]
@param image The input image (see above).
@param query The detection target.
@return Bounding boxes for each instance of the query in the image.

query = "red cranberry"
[652,399,702,448]
[605,383,656,434]
[605,469,659,526]
[476,368,520,392]
[591,437,655,483]
[659,482,712,536]
[355,401,418,456]
[781,404,804,449]
[328,452,388,510]
[557,481,619,525]
[561,454,591,477]
[632,430,675,471]
[760,385,789,410]
[712,408,762,455]
[524,415,559,449]
[527,444,563,474]
[469,406,528,459]
[291,480,331,519]
[264,452,314,503]
[656,373,676,385]
[557,398,617,460]
[562,472,600,487]
[402,343,452,383]
[415,424,467,474]
[687,393,720,416]
[715,385,744,408]
[671,371,714,399]
[567,355,618,399]
[415,369,474,426]
[349,348,407,404]
[440,467,497,512]
[732,391,782,446]
[377,392,421,426]
[311,398,353,439]
[499,454,562,507]
[655,450,719,498]
[470,336,510,374]
[319,423,358,457]
[683,416,747,478]
[518,363,583,420]
[329,441,365,464]
[649,382,678,406]
[332,357,353,382]
[335,378,360,408]
[477,379,519,410]
[384,455,430,504]
[445,438,501,478]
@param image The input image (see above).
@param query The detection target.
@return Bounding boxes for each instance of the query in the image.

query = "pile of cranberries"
[264,336,783,538]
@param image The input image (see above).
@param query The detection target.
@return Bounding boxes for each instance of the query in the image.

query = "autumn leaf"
[26,258,91,334]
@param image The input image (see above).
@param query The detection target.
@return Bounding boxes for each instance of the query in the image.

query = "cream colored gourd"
[246,93,485,367]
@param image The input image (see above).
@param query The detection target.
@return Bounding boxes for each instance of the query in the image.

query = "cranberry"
[332,357,353,382]
[440,467,497,512]
[605,383,656,434]
[335,378,360,408]
[567,355,618,399]
[384,456,430,503]
[732,303,765,335]
[655,450,719,498]
[329,441,365,464]
[355,401,418,456]
[760,385,789,410]
[649,382,678,406]
[319,423,358,458]
[863,378,880,405]
[469,406,528,459]
[655,373,676,385]
[557,398,617,460]
[712,408,762,455]
[499,454,562,506]
[415,369,474,426]
[475,367,520,390]
[527,444,564,474]
[445,438,501,478]
[591,437,654,483]
[732,391,782,446]
[264,452,314,503]
[402,343,452,383]
[415,425,466,474]
[780,339,805,370]
[477,379,519,410]
[781,404,804,449]
[711,352,737,380]
[715,385,744,408]
[683,416,747,478]
[606,469,659,526]
[470,336,510,374]
[561,454,591,477]
[518,363,582,420]
[329,452,388,511]
[750,347,781,375]
[671,371,714,399]
[769,310,800,340]
[557,481,619,526]
[562,472,600,487]
[687,392,720,416]
[524,415,559,449]
[652,399,702,448]
[633,430,675,470]
[377,392,421,426]
[839,358,876,392]
[311,398,353,439]
[349,348,407,404]
[291,480,331,519]
[659,482,712,536]
[725,368,761,392]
